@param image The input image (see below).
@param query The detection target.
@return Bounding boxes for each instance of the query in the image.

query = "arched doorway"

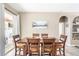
[59,16,68,36]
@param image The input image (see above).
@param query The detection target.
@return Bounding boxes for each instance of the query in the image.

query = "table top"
[20,37,62,43]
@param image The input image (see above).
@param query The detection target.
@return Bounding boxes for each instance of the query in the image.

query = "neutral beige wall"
[20,12,79,46]
[20,12,60,38]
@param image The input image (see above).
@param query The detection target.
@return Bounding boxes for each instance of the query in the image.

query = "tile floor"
[5,46,79,56]
[66,46,79,56]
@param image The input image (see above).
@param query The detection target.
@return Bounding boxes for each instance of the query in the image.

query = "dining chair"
[27,38,40,56]
[41,33,48,38]
[13,35,28,56]
[55,35,67,56]
[42,38,56,56]
[32,33,40,38]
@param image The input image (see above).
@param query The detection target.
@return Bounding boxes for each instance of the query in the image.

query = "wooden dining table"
[20,37,62,56]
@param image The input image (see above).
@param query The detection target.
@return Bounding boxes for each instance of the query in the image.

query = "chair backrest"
[13,35,21,47]
[27,38,40,53]
[43,38,55,45]
[42,38,56,55]
[13,35,20,42]
[32,33,40,38]
[27,38,40,44]
[41,33,48,38]
[60,35,67,43]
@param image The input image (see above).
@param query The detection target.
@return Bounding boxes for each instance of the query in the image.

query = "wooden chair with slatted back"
[42,38,56,56]
[32,33,40,38]
[41,33,48,38]
[13,35,28,56]
[27,38,40,56]
[55,35,67,56]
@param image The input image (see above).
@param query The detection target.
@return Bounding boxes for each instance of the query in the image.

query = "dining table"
[19,37,63,56]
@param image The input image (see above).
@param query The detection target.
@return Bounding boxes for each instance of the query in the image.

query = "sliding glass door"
[4,9,20,55]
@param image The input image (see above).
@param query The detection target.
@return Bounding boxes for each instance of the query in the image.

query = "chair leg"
[28,51,31,56]
[15,48,17,56]
[38,51,40,56]
[63,48,65,56]
[23,46,27,56]
[29,52,31,56]
[49,53,52,56]
[41,49,44,56]
[51,51,54,56]
[41,51,43,56]
[19,48,21,55]
[25,49,28,56]
[54,47,57,56]
[38,53,40,56]
[59,48,62,55]
[43,51,45,56]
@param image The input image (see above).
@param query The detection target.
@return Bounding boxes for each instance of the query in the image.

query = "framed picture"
[32,20,48,28]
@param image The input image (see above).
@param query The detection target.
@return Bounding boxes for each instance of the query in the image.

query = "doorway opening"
[59,16,68,36]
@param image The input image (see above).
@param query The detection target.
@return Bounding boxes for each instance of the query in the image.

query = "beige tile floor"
[66,46,79,56]
[5,44,14,55]
[5,46,79,56]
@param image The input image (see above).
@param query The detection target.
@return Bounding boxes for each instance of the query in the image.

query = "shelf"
[72,17,79,46]
[72,32,79,33]
[73,23,79,25]
[72,40,79,46]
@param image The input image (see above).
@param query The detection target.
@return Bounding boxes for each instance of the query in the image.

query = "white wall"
[0,3,5,56]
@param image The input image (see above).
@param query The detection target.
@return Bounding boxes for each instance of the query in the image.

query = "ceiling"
[7,3,79,12]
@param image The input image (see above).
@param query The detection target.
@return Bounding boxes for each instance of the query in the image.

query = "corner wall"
[0,3,5,56]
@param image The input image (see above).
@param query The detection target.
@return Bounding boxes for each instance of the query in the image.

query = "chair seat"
[30,48,39,51]
[44,48,52,52]
[55,44,63,48]
[17,43,26,48]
